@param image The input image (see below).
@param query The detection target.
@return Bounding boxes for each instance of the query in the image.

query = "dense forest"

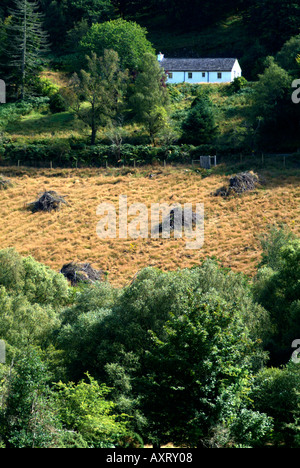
[0,0,300,450]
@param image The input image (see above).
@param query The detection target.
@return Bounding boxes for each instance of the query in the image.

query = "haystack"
[0,175,13,190]
[156,206,201,235]
[28,191,68,212]
[60,262,104,286]
[213,171,261,197]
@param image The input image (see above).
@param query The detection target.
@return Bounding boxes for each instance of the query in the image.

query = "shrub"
[230,76,249,93]
[49,92,67,114]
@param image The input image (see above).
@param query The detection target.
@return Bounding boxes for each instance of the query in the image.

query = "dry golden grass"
[40,70,70,88]
[0,165,299,287]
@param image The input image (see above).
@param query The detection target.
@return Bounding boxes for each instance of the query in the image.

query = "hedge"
[0,142,202,167]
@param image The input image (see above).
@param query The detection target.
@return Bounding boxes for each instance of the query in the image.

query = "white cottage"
[157,53,242,84]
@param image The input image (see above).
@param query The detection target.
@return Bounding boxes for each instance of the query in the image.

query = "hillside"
[138,15,254,77]
[0,162,299,287]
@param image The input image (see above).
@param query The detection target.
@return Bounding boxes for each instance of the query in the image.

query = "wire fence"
[0,152,299,171]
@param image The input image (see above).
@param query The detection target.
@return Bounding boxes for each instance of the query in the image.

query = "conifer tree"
[6,0,49,99]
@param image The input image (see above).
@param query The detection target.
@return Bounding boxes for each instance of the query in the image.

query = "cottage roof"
[159,58,237,72]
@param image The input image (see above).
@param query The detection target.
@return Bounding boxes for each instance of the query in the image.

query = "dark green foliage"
[129,53,170,141]
[67,50,129,145]
[141,291,272,447]
[0,248,69,306]
[0,98,49,128]
[258,225,297,271]
[181,94,218,145]
[5,0,49,99]
[49,92,67,114]
[253,227,300,364]
[250,57,300,151]
[0,249,69,352]
[0,232,299,447]
[0,348,55,448]
[230,76,249,93]
[57,260,270,446]
[2,141,194,166]
[276,34,300,75]
[250,363,300,447]
[67,0,116,24]
[243,0,300,54]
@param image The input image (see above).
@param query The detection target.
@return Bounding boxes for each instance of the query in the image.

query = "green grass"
[2,81,254,150]
[6,110,80,136]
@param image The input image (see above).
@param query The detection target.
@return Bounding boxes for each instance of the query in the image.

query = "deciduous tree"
[66,50,128,145]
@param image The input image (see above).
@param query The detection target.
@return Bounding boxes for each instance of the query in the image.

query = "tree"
[251,57,300,150]
[56,260,270,444]
[129,53,170,142]
[253,229,300,364]
[66,50,128,145]
[181,93,218,145]
[0,249,70,353]
[141,291,272,447]
[276,34,300,76]
[0,348,56,448]
[5,0,49,100]
[243,0,300,54]
[80,18,155,71]
[68,0,116,24]
[53,373,129,447]
[250,363,300,447]
[0,248,69,307]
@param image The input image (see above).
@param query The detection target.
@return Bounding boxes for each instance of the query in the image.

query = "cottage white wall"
[231,60,242,81]
[166,69,238,84]
[184,72,208,83]
[166,71,185,84]
[209,71,233,83]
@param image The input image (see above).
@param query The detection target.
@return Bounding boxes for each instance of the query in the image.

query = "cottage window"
[218,72,222,79]
[202,72,206,77]
[188,72,193,79]
[168,72,173,79]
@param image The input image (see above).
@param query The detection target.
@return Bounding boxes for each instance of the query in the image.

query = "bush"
[34,76,60,98]
[0,248,69,307]
[49,92,67,114]
[230,76,249,93]
[250,363,300,447]
[2,141,195,166]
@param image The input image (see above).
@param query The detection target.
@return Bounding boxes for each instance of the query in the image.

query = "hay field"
[0,165,299,287]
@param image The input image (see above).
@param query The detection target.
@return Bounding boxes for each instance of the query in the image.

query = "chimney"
[157,52,164,62]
